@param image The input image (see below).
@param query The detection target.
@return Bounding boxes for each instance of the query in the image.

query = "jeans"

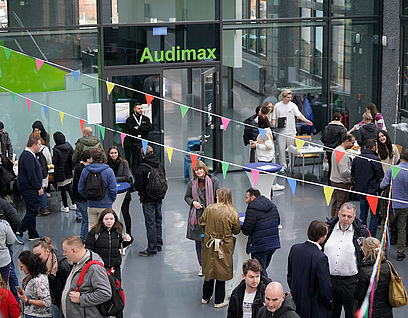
[202,279,225,304]
[195,240,202,266]
[0,262,10,289]
[40,192,47,208]
[389,208,408,257]
[8,247,19,302]
[142,201,163,253]
[252,249,276,278]
[77,201,88,242]
[51,304,61,318]
[359,196,378,237]
[19,188,40,238]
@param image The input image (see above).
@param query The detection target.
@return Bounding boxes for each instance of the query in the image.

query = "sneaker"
[15,234,24,245]
[198,266,203,277]
[46,193,51,198]
[272,184,285,191]
[61,206,69,213]
[157,246,162,252]
[214,300,229,308]
[397,254,406,261]
[39,207,50,216]
[201,297,212,304]
[76,218,82,223]
[29,235,44,241]
[138,250,156,257]
[69,204,77,210]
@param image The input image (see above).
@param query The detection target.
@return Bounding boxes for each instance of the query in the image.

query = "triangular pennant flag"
[390,166,401,179]
[145,94,154,107]
[287,178,297,196]
[258,128,267,141]
[11,93,14,103]
[106,81,115,95]
[120,133,126,148]
[251,169,260,187]
[3,47,11,60]
[59,112,64,125]
[72,70,80,82]
[334,149,346,165]
[323,186,334,206]
[180,105,189,118]
[221,117,231,130]
[190,154,198,170]
[80,119,85,133]
[26,98,31,112]
[35,58,44,71]
[295,138,305,152]
[221,162,229,179]
[99,126,105,140]
[366,195,378,215]
[43,105,48,118]
[166,147,173,163]
[142,139,148,154]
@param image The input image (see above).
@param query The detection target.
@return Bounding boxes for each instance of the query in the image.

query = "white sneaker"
[61,206,69,213]
[272,184,285,191]
[198,266,203,277]
[201,297,212,304]
[69,204,77,210]
[214,300,229,308]
[46,193,51,198]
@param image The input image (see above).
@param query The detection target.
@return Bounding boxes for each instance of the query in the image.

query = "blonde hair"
[33,236,54,251]
[216,188,235,210]
[363,237,380,261]
[278,89,292,101]
[362,111,373,122]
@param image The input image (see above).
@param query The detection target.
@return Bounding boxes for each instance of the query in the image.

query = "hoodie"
[321,120,346,149]
[78,163,117,208]
[357,122,380,147]
[257,294,300,318]
[72,136,106,165]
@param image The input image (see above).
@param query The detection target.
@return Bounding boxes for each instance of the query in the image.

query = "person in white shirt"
[271,89,313,170]
[322,202,369,318]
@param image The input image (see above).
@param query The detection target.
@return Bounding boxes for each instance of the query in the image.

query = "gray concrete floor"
[11,168,408,317]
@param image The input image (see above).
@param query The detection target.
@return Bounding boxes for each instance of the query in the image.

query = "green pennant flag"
[222,162,229,179]
[391,166,401,179]
[99,126,105,140]
[11,92,14,103]
[3,47,11,60]
[180,105,189,118]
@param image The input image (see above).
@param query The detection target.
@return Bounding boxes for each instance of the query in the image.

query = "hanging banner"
[115,102,130,124]
[87,103,102,124]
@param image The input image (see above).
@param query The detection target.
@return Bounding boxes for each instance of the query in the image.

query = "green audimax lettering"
[140,46,216,63]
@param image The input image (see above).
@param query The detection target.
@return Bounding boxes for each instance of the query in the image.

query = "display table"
[231,212,250,290]
[287,145,325,179]
[112,182,130,219]
[243,162,282,197]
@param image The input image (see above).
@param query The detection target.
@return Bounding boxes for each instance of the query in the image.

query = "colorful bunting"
[323,186,334,206]
[43,105,48,118]
[106,81,115,95]
[59,112,64,125]
[367,195,378,215]
[221,162,229,179]
[120,133,126,148]
[142,139,148,154]
[99,126,105,140]
[72,70,80,82]
[166,147,173,163]
[11,93,14,103]
[145,94,154,107]
[295,139,305,152]
[391,166,401,179]
[287,178,297,196]
[221,117,231,130]
[3,47,11,60]
[26,98,31,111]
[190,154,198,170]
[334,149,345,165]
[35,58,44,71]
[251,169,260,187]
[258,128,267,141]
[180,105,189,118]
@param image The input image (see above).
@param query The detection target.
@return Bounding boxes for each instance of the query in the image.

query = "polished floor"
[11,168,408,318]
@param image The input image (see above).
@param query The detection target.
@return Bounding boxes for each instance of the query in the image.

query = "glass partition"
[331,0,380,17]
[402,26,408,111]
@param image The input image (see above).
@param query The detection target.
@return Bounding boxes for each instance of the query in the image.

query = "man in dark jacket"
[15,135,43,244]
[242,188,280,278]
[356,112,379,147]
[287,220,333,318]
[228,259,270,318]
[134,145,166,256]
[126,102,152,172]
[257,282,300,318]
[72,126,106,165]
[0,122,13,161]
[351,139,384,237]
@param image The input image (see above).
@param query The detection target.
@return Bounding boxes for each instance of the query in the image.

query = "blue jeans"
[252,249,276,278]
[142,201,163,253]
[8,247,19,302]
[0,262,10,288]
[40,192,47,208]
[359,196,378,237]
[51,304,61,318]
[77,201,88,242]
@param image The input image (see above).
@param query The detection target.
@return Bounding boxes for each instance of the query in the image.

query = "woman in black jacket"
[355,237,393,318]
[52,132,77,215]
[107,146,133,235]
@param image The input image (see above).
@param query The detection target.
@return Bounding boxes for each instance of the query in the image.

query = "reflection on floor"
[11,169,408,318]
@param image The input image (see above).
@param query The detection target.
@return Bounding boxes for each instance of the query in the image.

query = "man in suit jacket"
[287,220,333,318]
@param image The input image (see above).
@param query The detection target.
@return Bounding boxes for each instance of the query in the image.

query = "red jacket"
[0,288,20,318]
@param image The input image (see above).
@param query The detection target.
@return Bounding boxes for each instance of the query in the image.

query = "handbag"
[386,260,408,307]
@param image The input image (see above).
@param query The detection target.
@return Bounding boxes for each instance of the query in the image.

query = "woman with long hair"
[184,160,220,276]
[32,121,50,150]
[107,146,133,235]
[0,275,20,318]
[349,102,386,133]
[199,188,240,308]
[17,250,52,318]
[377,130,400,174]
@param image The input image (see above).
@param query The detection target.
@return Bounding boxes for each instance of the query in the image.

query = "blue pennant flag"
[287,178,296,196]
[43,105,48,118]
[72,70,80,82]
[142,139,148,155]
[258,128,267,141]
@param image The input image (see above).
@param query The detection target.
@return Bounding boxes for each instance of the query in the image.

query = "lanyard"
[133,114,142,127]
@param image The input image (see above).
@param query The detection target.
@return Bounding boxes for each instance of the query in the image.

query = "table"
[231,212,250,290]
[112,182,130,218]
[243,162,282,197]
[287,145,325,180]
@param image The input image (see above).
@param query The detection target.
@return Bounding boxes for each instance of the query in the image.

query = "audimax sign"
[140,46,217,63]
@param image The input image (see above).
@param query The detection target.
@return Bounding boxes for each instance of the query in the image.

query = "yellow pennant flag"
[295,138,305,152]
[323,186,334,206]
[166,147,173,163]
[106,81,115,95]
[59,112,65,125]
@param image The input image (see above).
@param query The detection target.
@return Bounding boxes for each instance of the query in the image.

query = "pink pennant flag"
[36,59,44,71]
[120,133,126,148]
[146,94,154,107]
[334,149,345,165]
[221,117,231,130]
[26,98,31,111]
[251,169,260,187]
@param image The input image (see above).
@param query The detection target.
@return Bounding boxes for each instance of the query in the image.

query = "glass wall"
[402,26,408,111]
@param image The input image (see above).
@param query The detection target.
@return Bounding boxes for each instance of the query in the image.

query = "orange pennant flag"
[146,94,154,107]
[190,154,198,170]
[334,149,345,165]
[80,119,85,133]
[366,195,378,215]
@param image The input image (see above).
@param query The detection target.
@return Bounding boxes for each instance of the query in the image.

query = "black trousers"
[19,188,40,238]
[202,279,225,304]
[121,196,132,235]
[129,143,142,174]
[331,275,357,318]
[60,182,75,207]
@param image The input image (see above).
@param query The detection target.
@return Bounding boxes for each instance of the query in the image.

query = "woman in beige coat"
[199,188,240,308]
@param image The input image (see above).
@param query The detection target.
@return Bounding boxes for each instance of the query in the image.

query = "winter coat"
[257,294,300,318]
[351,149,384,194]
[134,154,165,203]
[73,163,87,202]
[0,197,21,233]
[0,154,15,189]
[17,150,42,191]
[48,251,71,308]
[108,158,133,200]
[0,131,13,160]
[184,174,220,241]
[227,276,271,318]
[52,142,74,182]
[355,259,393,318]
[321,120,346,149]
[357,122,380,147]
[78,163,117,208]
[198,203,240,281]
[242,195,281,254]
[125,114,152,145]
[72,136,106,165]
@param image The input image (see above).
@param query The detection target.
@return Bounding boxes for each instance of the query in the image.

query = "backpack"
[85,170,106,200]
[36,148,48,179]
[141,163,168,201]
[75,254,125,316]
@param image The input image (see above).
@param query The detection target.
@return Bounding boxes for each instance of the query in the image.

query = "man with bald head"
[257,282,299,318]
[322,202,369,318]
[72,126,106,165]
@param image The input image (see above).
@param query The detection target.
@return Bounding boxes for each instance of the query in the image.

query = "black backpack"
[141,163,168,201]
[36,148,48,178]
[85,169,106,200]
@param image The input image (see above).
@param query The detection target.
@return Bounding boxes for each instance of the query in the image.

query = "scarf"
[189,175,214,229]
[108,157,121,175]
[22,273,33,290]
[46,251,58,276]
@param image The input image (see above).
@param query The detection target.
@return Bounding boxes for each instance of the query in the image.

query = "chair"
[395,144,403,156]
[294,135,320,175]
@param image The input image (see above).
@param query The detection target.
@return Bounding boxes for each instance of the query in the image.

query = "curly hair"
[18,251,47,278]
